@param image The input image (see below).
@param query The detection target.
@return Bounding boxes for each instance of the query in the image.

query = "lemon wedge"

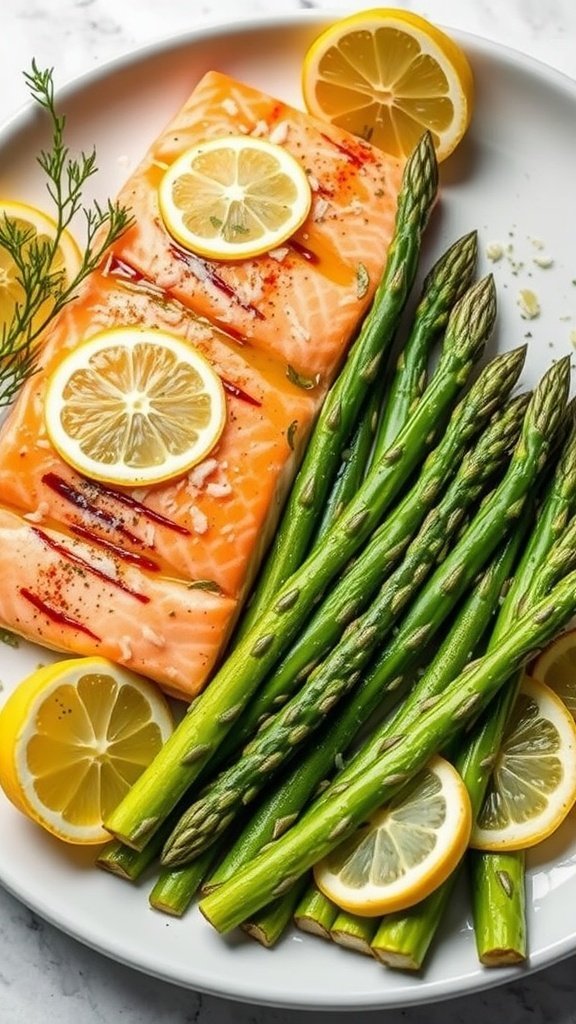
[0,657,173,845]
[314,756,471,916]
[0,198,81,334]
[471,676,576,852]
[44,326,227,487]
[158,135,312,260]
[302,8,474,161]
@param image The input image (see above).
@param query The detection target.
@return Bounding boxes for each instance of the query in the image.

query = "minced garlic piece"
[532,254,554,269]
[517,289,541,320]
[485,242,504,262]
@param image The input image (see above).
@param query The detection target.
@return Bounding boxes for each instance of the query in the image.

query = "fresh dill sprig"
[0,60,133,406]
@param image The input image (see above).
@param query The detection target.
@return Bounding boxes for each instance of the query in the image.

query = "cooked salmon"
[0,506,236,698]
[0,71,403,699]
[0,270,318,598]
[113,70,404,384]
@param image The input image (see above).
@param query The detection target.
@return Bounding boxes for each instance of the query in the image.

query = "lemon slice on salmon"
[0,657,173,845]
[44,326,226,487]
[158,135,312,260]
[314,756,471,916]
[302,8,474,161]
[0,199,81,333]
[471,676,576,852]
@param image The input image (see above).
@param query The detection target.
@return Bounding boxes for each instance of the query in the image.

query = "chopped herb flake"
[286,365,318,390]
[188,580,223,594]
[287,420,298,450]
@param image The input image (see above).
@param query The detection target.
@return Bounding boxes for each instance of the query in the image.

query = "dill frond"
[0,61,133,406]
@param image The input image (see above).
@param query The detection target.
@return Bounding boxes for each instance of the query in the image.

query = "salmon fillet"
[0,506,236,698]
[0,270,318,598]
[0,72,403,699]
[113,70,404,383]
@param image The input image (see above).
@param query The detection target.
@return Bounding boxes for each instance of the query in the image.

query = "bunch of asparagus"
[99,131,576,971]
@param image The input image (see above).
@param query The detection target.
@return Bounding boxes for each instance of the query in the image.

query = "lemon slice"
[302,8,474,161]
[531,629,576,719]
[158,135,312,260]
[471,676,576,852]
[0,657,173,844]
[44,326,227,487]
[313,756,471,916]
[0,199,81,333]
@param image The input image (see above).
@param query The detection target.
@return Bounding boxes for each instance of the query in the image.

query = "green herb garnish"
[0,62,133,406]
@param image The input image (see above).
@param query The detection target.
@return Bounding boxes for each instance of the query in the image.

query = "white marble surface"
[2,1,576,1021]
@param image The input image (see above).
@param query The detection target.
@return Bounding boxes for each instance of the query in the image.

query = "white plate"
[1,12,576,1011]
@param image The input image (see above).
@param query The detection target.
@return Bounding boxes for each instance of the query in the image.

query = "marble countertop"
[2,1,576,1022]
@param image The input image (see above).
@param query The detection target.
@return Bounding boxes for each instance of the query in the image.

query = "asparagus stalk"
[241,877,309,948]
[211,343,523,769]
[460,418,576,966]
[96,838,159,883]
[469,850,527,965]
[162,396,524,866]
[371,879,459,969]
[294,883,338,939]
[105,275,493,851]
[199,569,576,933]
[148,846,219,917]
[371,230,478,463]
[313,388,380,541]
[330,913,378,957]
[236,132,439,640]
[314,230,478,551]
[373,422,576,968]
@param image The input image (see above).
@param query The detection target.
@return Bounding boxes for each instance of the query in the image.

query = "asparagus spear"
[241,877,310,948]
[96,838,159,883]
[149,846,220,917]
[211,343,523,769]
[294,883,338,939]
[199,569,576,933]
[105,275,493,851]
[330,913,378,957]
[371,230,478,463]
[373,425,576,968]
[236,132,439,641]
[460,419,576,966]
[469,850,527,965]
[372,881,459,969]
[162,396,524,865]
[312,388,380,542]
[313,231,478,544]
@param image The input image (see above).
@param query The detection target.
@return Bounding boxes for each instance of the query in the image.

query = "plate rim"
[1,9,576,1010]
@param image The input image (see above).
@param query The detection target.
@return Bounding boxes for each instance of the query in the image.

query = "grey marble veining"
[1,1,576,1022]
